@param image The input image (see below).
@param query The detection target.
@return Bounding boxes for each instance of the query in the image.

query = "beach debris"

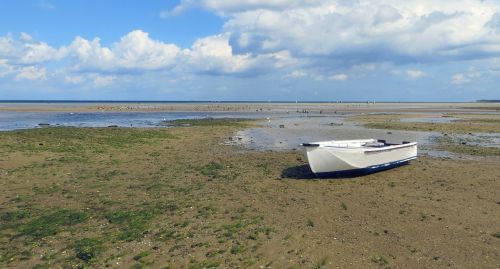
[387,131,392,134]
[279,124,285,128]
[38,123,50,127]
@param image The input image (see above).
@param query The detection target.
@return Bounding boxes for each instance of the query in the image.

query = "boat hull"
[304,141,417,176]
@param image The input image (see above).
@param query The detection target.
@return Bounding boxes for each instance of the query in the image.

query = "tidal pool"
[232,115,500,159]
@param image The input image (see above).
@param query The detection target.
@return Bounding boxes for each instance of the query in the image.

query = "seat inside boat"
[363,141,386,147]
[364,140,413,148]
[363,139,408,148]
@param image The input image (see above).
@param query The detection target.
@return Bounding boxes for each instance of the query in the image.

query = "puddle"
[234,115,435,151]
[231,115,500,160]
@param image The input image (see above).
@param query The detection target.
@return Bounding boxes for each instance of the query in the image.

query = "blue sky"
[0,0,223,47]
[0,0,499,101]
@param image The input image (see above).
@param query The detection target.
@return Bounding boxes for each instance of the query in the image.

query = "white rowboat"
[302,139,417,177]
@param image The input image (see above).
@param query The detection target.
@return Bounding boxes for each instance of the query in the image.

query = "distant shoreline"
[0,101,498,113]
[0,100,489,104]
[477,100,500,103]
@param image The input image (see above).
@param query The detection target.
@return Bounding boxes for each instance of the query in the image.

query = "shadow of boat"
[281,162,411,180]
[281,164,316,179]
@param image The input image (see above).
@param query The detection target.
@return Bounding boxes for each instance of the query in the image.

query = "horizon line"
[1,99,496,103]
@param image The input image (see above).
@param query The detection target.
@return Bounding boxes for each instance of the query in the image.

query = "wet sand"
[1,102,499,113]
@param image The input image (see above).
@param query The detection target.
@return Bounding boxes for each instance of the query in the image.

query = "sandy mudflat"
[0,118,498,268]
[0,102,499,113]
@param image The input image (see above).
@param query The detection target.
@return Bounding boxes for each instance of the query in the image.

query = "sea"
[0,101,280,131]
[0,111,271,131]
[1,100,398,131]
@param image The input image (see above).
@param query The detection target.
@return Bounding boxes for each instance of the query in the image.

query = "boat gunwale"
[362,142,417,154]
[318,142,417,151]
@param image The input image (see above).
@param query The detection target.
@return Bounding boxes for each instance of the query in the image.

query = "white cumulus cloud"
[15,66,47,81]
[170,0,500,71]
[0,59,14,77]
[0,33,65,64]
[92,74,118,87]
[182,33,295,76]
[0,29,292,84]
[67,30,181,72]
[406,70,427,79]
[20,42,65,64]
[285,70,307,78]
[451,67,487,85]
[183,33,253,74]
[330,73,348,81]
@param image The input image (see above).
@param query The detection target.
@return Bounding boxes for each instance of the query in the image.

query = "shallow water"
[231,115,484,158]
[0,111,267,131]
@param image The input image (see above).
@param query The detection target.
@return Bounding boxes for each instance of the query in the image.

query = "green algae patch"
[0,127,176,153]
[73,237,103,262]
[20,209,89,239]
[106,209,156,241]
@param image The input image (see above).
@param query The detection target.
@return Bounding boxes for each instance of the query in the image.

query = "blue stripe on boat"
[313,156,417,178]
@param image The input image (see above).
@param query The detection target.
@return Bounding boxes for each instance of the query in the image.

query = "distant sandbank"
[0,102,499,113]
